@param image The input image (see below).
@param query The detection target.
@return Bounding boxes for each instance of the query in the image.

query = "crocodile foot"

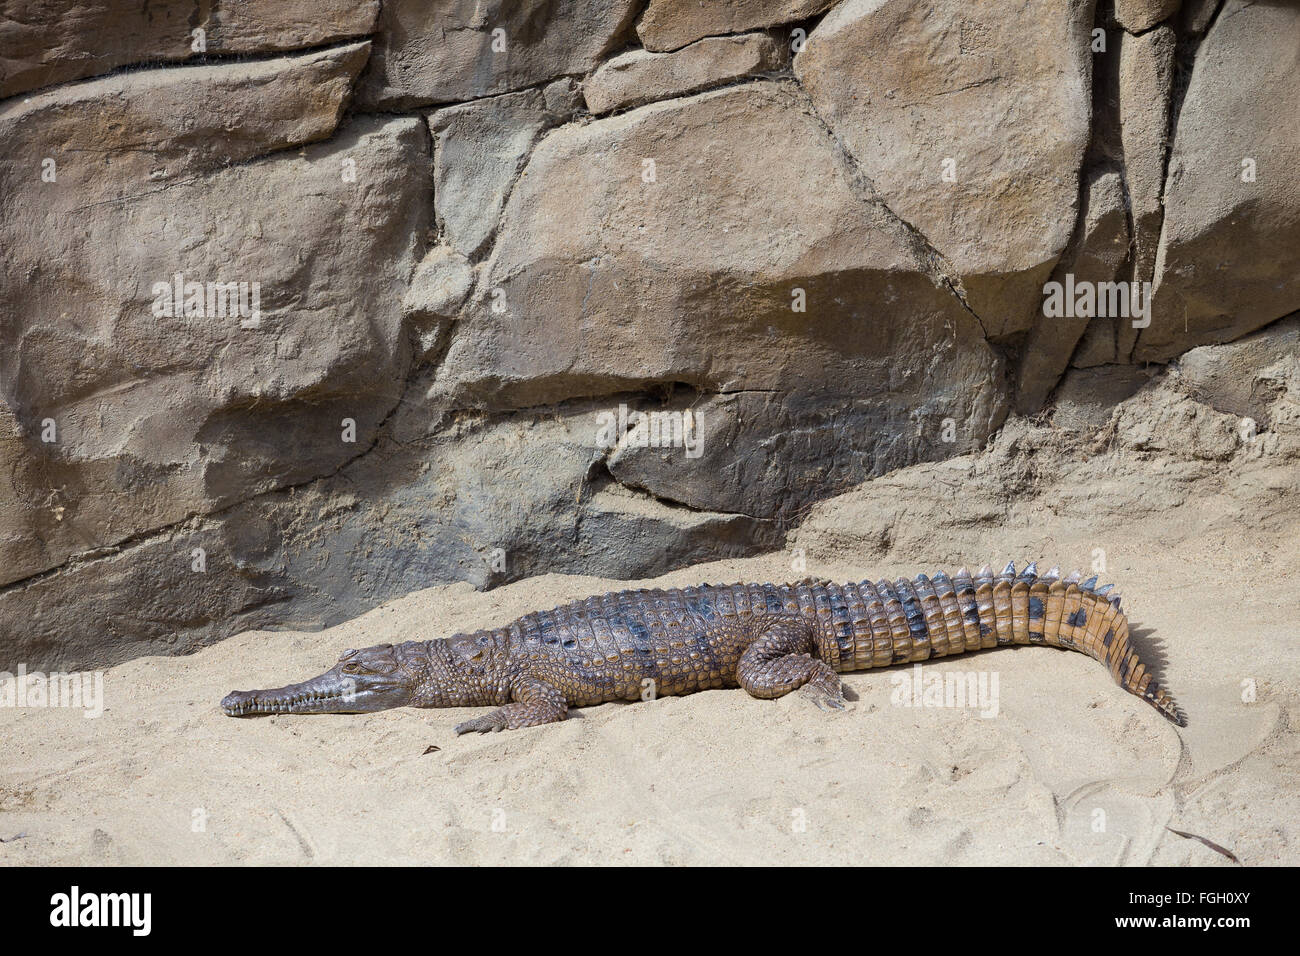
[454,713,507,735]
[798,678,847,712]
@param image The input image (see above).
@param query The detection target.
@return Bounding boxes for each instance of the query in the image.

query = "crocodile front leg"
[735,616,845,710]
[453,675,568,735]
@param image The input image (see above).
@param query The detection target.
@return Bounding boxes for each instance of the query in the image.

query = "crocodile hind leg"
[735,616,845,711]
[454,675,568,735]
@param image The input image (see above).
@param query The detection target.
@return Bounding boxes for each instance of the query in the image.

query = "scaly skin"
[220,561,1187,732]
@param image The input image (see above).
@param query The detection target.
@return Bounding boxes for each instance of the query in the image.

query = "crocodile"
[220,561,1186,732]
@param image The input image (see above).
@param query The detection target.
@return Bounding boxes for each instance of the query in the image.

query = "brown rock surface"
[795,0,1095,337]
[1140,0,1300,361]
[637,0,834,52]
[584,32,788,115]
[1114,0,1181,33]
[432,83,1006,473]
[0,110,430,588]
[0,0,379,98]
[359,0,641,108]
[1015,168,1130,411]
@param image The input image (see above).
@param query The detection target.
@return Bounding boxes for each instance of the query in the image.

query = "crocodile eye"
[342,662,361,674]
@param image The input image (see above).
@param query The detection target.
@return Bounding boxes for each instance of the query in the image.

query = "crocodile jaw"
[221,669,395,716]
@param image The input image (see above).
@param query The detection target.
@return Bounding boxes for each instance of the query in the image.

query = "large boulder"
[358,0,641,108]
[0,400,779,670]
[584,32,788,115]
[1113,0,1180,33]
[794,0,1095,338]
[0,0,379,98]
[0,43,372,185]
[0,521,290,671]
[431,82,1006,482]
[1176,314,1300,430]
[422,83,1008,526]
[1115,24,1175,360]
[0,84,430,588]
[428,89,570,261]
[1139,0,1300,361]
[637,0,834,52]
[1015,168,1130,411]
[1119,25,1175,291]
[604,387,998,521]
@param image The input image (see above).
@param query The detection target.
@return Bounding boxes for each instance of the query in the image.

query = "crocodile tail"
[842,563,1185,725]
[1091,587,1186,727]
[1031,563,1186,726]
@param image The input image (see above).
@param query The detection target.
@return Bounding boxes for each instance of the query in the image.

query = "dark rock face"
[0,0,1293,668]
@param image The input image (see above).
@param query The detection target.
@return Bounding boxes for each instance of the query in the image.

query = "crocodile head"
[221,644,418,716]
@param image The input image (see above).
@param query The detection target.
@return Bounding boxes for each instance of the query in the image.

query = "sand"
[1,522,1293,866]
[2,378,1298,866]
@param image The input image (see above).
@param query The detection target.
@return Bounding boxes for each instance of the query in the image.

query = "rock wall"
[1,0,1296,669]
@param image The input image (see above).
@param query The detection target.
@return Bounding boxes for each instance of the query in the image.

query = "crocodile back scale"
[221,561,1186,732]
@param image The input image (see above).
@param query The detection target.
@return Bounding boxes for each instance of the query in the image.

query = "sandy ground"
[1,526,1294,865]
[3,368,1298,866]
